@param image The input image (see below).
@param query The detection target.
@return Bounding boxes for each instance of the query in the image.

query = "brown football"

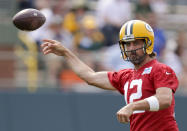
[12,8,46,31]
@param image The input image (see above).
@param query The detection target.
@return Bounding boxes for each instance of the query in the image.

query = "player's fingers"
[117,113,129,124]
[127,117,130,122]
[117,113,124,123]
[43,49,52,55]
[120,115,128,123]
[47,43,56,48]
[41,42,49,48]
[124,116,130,123]
[42,45,50,53]
[118,115,123,123]
[121,115,127,123]
[42,42,56,51]
[117,113,121,122]
[43,39,57,44]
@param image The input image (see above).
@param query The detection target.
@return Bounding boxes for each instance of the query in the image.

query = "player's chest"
[122,70,155,105]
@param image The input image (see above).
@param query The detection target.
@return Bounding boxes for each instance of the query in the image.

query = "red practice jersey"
[108,59,179,131]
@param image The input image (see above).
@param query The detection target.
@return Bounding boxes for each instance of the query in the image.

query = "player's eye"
[134,41,139,45]
[125,42,130,47]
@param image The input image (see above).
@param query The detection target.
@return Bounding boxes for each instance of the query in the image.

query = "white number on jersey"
[124,79,145,114]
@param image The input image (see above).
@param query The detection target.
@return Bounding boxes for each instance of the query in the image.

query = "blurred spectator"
[96,0,132,46]
[163,31,187,91]
[29,0,69,45]
[27,1,70,84]
[17,0,35,10]
[63,5,89,34]
[26,0,71,88]
[63,11,79,34]
[35,0,69,14]
[176,31,187,90]
[62,9,106,90]
[60,66,85,91]
[96,0,131,28]
[34,0,49,9]
[150,0,169,15]
[163,39,182,77]
[74,15,104,51]
[45,15,73,49]
[67,15,105,87]
[146,13,166,60]
[134,0,153,19]
[43,15,73,87]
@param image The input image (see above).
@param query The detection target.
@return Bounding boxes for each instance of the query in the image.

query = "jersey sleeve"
[152,64,179,93]
[108,69,131,95]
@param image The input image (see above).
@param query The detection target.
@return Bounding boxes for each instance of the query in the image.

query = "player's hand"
[41,39,68,56]
[116,103,134,124]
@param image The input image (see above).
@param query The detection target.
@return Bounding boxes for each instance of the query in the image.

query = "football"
[12,8,46,31]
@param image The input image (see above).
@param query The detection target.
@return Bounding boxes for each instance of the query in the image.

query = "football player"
[41,20,179,131]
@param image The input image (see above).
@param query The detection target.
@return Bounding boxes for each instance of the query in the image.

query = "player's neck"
[134,56,154,70]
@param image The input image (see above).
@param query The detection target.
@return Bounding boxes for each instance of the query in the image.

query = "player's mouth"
[127,50,138,60]
[129,55,139,61]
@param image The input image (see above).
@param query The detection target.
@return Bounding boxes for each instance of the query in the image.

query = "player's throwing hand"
[41,39,69,56]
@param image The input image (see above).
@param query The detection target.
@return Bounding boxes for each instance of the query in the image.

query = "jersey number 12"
[124,79,144,114]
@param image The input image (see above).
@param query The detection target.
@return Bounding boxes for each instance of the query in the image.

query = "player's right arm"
[41,39,115,90]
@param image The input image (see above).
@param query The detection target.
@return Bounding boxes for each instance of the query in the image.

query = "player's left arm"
[130,87,172,111]
[117,87,172,123]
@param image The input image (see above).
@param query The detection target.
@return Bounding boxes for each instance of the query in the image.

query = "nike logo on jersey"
[142,67,152,75]
[166,72,171,75]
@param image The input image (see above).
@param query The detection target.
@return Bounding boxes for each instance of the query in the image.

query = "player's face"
[124,39,146,65]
